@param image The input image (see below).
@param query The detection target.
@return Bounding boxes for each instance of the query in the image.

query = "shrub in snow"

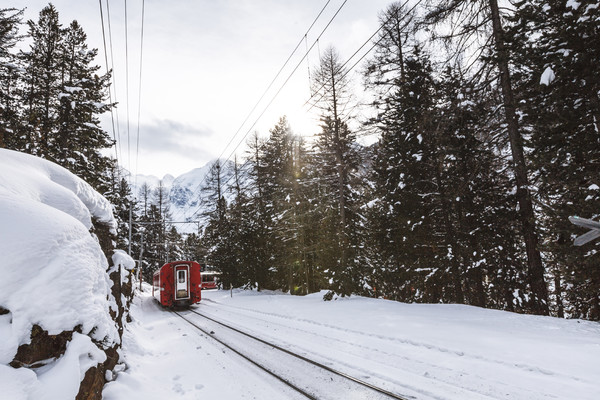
[0,149,135,400]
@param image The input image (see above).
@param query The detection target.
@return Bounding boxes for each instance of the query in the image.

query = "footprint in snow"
[172,383,185,394]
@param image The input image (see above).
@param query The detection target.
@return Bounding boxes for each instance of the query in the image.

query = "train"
[201,270,221,290]
[152,261,202,307]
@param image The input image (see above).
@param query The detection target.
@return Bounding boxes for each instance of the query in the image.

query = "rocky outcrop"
[75,220,134,400]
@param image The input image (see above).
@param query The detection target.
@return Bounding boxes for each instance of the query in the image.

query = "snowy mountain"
[131,159,242,232]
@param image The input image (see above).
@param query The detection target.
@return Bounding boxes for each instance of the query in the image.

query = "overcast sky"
[20,0,396,178]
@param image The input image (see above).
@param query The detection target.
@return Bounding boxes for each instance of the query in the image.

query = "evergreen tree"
[0,7,23,150]
[20,4,63,157]
[166,226,183,262]
[509,0,600,319]
[365,44,439,302]
[56,20,114,191]
[10,5,115,193]
[201,160,240,288]
[423,0,550,315]
[141,204,164,282]
[242,133,274,290]
[105,168,135,253]
[310,47,363,297]
[259,117,296,290]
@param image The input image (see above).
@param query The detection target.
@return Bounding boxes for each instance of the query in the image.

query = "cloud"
[138,119,215,161]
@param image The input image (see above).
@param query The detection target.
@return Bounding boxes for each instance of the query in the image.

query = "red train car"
[152,261,202,307]
[201,271,221,290]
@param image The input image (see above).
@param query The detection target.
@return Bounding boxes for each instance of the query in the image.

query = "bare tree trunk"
[488,0,549,315]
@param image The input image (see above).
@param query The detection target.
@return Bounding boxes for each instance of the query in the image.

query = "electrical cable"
[215,0,333,163]
[184,0,352,221]
[134,0,146,190]
[98,0,118,164]
[170,0,338,223]
[105,0,123,168]
[124,0,131,179]
[304,0,419,113]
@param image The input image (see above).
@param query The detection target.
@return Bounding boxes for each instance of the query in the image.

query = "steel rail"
[172,310,317,400]
[186,308,409,400]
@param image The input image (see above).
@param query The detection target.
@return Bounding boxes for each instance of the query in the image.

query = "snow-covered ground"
[104,286,600,400]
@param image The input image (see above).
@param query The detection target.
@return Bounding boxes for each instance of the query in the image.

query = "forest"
[1,1,598,320]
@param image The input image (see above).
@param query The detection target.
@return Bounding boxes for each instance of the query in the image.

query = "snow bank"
[0,149,115,231]
[111,250,136,283]
[0,149,121,399]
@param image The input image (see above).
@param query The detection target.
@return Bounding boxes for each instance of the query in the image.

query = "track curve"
[173,308,412,400]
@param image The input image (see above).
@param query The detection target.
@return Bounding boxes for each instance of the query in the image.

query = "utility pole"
[139,228,144,291]
[128,203,132,256]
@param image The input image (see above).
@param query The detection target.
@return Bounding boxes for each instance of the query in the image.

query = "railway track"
[173,308,412,400]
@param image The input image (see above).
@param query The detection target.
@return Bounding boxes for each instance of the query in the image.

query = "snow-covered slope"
[132,159,243,231]
[0,149,133,399]
[167,163,213,222]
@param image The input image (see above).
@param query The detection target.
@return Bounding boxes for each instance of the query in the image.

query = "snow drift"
[0,148,133,399]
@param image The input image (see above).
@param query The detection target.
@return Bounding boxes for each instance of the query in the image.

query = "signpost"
[569,216,600,246]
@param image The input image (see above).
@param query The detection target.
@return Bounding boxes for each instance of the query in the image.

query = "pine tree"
[104,167,135,252]
[56,20,114,191]
[8,5,116,193]
[0,7,24,150]
[259,117,297,290]
[509,0,600,319]
[366,44,439,302]
[423,0,550,315]
[310,46,362,298]
[201,160,240,288]
[20,4,63,157]
[141,204,164,282]
[242,133,274,290]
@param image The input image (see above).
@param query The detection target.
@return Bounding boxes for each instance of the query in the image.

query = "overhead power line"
[215,0,333,164]
[220,0,350,163]
[218,0,423,199]
[124,0,131,179]
[105,0,123,166]
[170,0,341,223]
[98,0,118,164]
[134,0,146,189]
[305,0,420,112]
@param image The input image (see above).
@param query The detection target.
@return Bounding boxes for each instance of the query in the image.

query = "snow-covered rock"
[0,149,134,400]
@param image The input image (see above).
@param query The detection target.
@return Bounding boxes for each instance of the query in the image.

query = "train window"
[178,270,185,283]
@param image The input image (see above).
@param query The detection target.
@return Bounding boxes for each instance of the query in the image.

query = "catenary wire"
[124,0,131,179]
[134,0,146,190]
[184,0,351,221]
[98,0,119,164]
[169,0,339,223]
[218,0,422,197]
[304,0,419,113]
[215,0,333,164]
[105,0,123,168]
